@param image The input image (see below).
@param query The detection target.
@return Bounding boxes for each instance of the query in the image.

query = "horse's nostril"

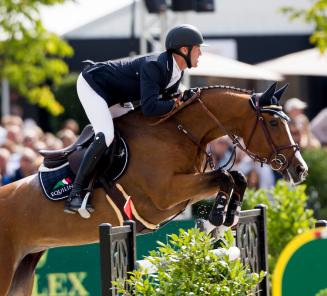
[296,165,307,177]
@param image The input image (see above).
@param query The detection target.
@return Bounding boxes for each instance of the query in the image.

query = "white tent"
[189,52,283,81]
[257,48,327,76]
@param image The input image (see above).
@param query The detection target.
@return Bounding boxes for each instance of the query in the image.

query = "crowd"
[0,116,79,185]
[0,95,326,189]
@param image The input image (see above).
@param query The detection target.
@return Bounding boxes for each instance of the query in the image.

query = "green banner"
[273,228,327,296]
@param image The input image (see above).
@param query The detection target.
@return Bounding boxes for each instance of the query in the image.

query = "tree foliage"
[0,0,74,115]
[281,0,327,51]
[302,148,327,219]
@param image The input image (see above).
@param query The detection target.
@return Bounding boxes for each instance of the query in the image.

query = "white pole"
[159,11,167,51]
[1,79,10,118]
[139,0,147,54]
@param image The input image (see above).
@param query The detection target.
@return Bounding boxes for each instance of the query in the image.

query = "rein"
[175,91,299,173]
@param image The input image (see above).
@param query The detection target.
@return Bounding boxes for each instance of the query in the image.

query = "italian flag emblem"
[53,177,72,190]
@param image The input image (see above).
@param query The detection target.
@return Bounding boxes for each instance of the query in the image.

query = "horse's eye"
[269,119,278,127]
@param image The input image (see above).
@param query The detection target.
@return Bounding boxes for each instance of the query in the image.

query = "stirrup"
[78,192,92,219]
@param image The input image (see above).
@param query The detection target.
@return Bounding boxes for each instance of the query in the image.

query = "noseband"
[177,92,299,173]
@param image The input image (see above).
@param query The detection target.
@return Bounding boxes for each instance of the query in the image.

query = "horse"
[0,82,308,295]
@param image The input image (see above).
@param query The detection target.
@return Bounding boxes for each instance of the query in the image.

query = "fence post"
[99,223,114,296]
[255,204,269,296]
[124,220,137,272]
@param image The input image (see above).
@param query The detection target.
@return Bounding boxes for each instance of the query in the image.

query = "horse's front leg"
[223,170,247,227]
[208,170,235,226]
[155,169,234,210]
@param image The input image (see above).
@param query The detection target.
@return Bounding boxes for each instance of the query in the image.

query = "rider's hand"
[181,88,199,102]
[173,96,183,107]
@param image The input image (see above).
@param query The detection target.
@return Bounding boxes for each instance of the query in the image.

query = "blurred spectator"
[208,136,233,169]
[6,125,23,146]
[293,117,320,149]
[289,121,302,145]
[246,169,260,190]
[288,115,320,149]
[43,133,64,150]
[285,97,320,149]
[0,127,7,146]
[284,97,307,119]
[0,117,83,186]
[0,148,11,185]
[62,119,79,135]
[1,115,23,129]
[2,148,38,185]
[234,147,276,189]
[57,129,77,147]
[311,107,327,147]
[22,129,40,151]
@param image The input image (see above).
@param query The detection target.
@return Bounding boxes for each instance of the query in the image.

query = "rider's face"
[190,45,202,68]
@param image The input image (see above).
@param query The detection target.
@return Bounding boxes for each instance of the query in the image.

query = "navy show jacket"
[82,51,183,116]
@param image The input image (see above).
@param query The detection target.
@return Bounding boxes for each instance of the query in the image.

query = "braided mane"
[154,85,253,125]
[198,85,253,95]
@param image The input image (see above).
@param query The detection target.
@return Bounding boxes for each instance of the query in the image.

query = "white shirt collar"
[172,56,182,74]
[166,56,182,89]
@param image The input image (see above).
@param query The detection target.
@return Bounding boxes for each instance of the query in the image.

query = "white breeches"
[76,74,133,147]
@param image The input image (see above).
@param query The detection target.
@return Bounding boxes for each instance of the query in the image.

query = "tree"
[282,0,327,52]
[0,0,74,116]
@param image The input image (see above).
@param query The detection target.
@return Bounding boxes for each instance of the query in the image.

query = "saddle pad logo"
[39,163,75,201]
[53,177,72,190]
[51,177,73,197]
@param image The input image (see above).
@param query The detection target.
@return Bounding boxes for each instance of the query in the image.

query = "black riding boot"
[64,132,107,215]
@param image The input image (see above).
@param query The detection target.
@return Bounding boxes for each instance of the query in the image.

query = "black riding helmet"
[165,24,205,68]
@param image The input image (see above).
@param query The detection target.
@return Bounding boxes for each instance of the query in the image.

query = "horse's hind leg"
[0,241,18,296]
[9,251,45,296]
[223,170,247,227]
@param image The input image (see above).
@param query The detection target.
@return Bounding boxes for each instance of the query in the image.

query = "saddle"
[38,124,129,200]
[40,125,94,171]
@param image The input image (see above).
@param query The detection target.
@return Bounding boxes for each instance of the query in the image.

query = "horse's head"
[241,82,308,184]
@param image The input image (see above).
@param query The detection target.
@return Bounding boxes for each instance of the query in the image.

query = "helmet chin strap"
[172,46,193,68]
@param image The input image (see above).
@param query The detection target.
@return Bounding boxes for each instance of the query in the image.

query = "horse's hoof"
[224,199,242,227]
[208,212,226,226]
[208,193,229,226]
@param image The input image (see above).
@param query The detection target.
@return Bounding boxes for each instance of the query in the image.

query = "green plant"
[302,148,327,219]
[242,180,315,274]
[316,288,327,296]
[114,228,263,296]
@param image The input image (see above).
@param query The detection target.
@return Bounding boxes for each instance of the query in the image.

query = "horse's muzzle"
[283,161,308,185]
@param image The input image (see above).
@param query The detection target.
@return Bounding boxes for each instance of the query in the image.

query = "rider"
[64,24,205,215]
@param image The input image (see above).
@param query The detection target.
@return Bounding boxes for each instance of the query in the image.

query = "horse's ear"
[274,83,289,101]
[259,81,277,106]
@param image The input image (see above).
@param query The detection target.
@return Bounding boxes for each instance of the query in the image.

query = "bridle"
[176,92,300,173]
